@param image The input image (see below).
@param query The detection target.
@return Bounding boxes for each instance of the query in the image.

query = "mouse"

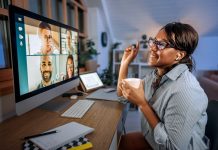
[70,95,78,100]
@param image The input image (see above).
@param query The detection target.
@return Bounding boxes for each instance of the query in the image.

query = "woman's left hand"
[119,79,147,107]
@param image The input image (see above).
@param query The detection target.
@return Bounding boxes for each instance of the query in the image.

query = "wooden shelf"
[0,69,13,96]
[0,80,13,96]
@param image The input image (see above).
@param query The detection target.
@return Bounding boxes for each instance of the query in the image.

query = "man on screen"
[37,55,54,89]
[38,22,59,54]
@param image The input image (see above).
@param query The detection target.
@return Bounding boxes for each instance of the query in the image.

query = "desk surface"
[0,97,125,150]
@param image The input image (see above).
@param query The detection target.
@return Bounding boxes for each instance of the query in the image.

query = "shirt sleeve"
[153,85,207,149]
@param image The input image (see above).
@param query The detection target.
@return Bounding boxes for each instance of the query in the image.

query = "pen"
[24,130,58,140]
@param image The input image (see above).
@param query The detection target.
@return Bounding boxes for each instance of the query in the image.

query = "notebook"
[23,137,93,150]
[29,122,94,150]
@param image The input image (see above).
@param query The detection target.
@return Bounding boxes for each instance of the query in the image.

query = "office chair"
[205,100,218,150]
[118,132,153,150]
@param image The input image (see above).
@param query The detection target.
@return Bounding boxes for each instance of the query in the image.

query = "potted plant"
[79,39,99,72]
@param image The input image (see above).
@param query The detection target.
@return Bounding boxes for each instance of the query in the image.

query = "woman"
[118,22,209,150]
[66,55,74,79]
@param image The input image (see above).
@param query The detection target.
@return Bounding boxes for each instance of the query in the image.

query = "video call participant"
[38,21,59,54]
[118,22,209,149]
[37,55,54,89]
[62,30,73,54]
[65,55,74,79]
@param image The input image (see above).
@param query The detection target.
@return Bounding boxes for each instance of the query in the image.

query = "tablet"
[79,72,104,92]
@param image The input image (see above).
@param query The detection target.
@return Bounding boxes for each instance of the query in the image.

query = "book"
[29,122,94,150]
[23,137,93,150]
[68,142,93,150]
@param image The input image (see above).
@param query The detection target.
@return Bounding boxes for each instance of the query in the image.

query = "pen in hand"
[24,130,58,140]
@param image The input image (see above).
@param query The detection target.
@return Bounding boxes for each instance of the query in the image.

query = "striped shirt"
[141,64,209,150]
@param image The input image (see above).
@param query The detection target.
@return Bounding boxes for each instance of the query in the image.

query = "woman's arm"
[117,63,128,96]
[117,42,139,96]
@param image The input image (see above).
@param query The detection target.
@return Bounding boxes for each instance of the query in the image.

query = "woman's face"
[148,29,178,69]
[67,58,74,78]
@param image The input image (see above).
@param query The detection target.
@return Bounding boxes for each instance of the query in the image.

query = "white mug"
[123,78,141,88]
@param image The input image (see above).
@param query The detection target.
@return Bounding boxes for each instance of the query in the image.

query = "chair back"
[205,100,218,150]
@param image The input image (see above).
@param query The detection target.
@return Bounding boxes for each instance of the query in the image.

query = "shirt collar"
[165,64,189,80]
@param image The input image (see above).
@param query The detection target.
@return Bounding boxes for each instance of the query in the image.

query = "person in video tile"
[38,22,59,54]
[37,55,54,89]
[62,30,73,54]
[65,55,74,79]
[66,30,73,54]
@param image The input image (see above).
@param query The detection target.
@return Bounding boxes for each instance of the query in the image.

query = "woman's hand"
[119,79,147,108]
[121,42,139,66]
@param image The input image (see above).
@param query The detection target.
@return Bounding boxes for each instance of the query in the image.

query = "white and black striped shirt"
[141,64,209,150]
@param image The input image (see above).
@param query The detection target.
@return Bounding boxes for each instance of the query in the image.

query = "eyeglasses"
[148,37,175,50]
[43,35,52,41]
[67,64,73,68]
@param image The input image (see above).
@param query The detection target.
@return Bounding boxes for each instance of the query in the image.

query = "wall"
[87,7,112,73]
[193,36,218,70]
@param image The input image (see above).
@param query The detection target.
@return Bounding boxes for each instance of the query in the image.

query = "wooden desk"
[0,97,128,150]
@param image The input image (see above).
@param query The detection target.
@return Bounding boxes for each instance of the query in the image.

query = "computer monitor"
[9,5,80,115]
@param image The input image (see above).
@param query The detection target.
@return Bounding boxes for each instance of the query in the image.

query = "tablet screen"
[79,72,104,91]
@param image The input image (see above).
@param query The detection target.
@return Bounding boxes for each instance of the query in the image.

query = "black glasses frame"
[148,37,175,50]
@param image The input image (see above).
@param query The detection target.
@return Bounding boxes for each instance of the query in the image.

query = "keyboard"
[61,99,95,118]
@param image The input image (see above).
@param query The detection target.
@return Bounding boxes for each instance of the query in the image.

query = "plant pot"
[85,59,98,72]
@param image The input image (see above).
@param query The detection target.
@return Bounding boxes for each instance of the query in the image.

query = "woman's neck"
[156,69,166,77]
[157,65,176,77]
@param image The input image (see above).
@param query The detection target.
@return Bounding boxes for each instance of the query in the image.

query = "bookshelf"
[113,49,154,81]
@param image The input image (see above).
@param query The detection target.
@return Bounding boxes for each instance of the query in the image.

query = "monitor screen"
[80,72,104,92]
[9,5,80,115]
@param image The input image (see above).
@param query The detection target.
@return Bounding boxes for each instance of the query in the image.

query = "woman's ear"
[176,51,186,61]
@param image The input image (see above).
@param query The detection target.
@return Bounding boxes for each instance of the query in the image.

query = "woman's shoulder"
[171,71,208,105]
[172,69,198,86]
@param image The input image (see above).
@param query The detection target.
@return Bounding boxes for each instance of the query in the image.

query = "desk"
[0,97,128,150]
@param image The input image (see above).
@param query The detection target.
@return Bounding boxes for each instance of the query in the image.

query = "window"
[0,0,11,9]
[28,0,47,17]
[57,0,63,23]
[67,3,74,27]
[0,23,10,69]
[0,0,12,95]
[40,0,47,17]
[0,39,6,68]
[0,0,11,69]
[28,0,40,14]
[78,8,84,33]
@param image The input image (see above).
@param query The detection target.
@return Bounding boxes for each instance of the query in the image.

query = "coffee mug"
[123,78,141,88]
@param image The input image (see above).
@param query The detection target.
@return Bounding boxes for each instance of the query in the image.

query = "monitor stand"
[38,96,72,113]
